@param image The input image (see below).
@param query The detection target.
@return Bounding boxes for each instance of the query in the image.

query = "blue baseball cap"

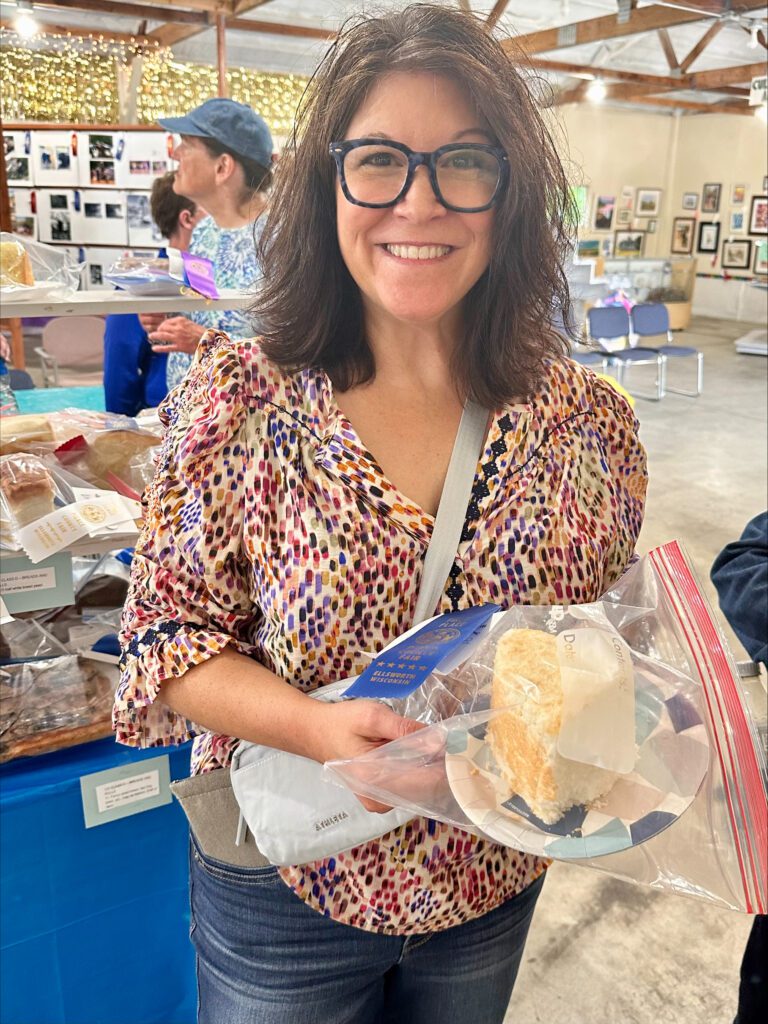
[158,98,273,168]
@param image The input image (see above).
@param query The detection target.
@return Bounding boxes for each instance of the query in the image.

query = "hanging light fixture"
[587,78,607,102]
[14,1,40,40]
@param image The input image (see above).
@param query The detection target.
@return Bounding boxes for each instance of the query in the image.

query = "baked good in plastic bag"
[0,408,161,497]
[0,233,82,302]
[0,654,116,762]
[327,542,768,914]
[0,238,34,287]
[0,453,56,529]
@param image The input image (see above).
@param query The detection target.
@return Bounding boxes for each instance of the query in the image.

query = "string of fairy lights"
[0,27,308,134]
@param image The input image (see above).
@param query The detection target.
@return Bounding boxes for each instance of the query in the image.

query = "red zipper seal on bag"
[650,541,767,914]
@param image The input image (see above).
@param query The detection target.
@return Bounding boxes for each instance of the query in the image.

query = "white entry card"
[555,627,637,774]
[80,754,172,828]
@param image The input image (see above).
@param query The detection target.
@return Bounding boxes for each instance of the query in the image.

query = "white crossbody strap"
[411,400,488,626]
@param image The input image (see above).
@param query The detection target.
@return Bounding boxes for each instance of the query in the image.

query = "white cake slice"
[487,628,619,824]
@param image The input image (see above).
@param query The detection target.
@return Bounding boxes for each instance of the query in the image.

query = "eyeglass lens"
[343,145,501,209]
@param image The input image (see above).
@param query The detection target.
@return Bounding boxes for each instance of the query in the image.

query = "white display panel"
[31,131,80,187]
[126,192,162,248]
[35,189,77,244]
[113,131,174,189]
[76,130,119,188]
[72,189,128,245]
[8,187,36,240]
[3,131,33,186]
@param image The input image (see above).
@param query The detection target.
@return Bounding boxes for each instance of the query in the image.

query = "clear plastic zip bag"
[327,542,767,914]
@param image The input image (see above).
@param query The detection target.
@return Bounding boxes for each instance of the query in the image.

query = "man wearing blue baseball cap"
[139,98,274,388]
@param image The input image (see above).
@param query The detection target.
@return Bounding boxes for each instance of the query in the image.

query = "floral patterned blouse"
[116,331,647,935]
[165,215,264,390]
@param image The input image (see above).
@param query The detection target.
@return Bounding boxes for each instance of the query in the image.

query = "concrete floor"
[506,316,767,1024]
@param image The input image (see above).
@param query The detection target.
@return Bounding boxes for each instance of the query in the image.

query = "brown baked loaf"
[83,429,160,489]
[0,453,56,527]
[0,655,115,763]
[487,629,618,824]
[0,239,34,287]
[0,414,55,455]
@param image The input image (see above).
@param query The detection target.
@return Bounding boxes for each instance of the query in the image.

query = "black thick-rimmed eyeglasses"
[329,138,509,213]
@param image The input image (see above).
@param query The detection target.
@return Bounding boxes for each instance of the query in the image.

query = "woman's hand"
[138,312,167,335]
[146,316,206,354]
[310,700,425,813]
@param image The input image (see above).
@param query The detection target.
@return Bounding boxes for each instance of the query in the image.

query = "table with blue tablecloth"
[0,738,196,1024]
[15,386,105,415]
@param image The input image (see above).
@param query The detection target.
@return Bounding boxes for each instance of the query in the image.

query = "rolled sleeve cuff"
[114,623,259,748]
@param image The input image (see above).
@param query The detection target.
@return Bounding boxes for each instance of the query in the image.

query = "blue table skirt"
[0,738,196,1024]
[15,386,105,415]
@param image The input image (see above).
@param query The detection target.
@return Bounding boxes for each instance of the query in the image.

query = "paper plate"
[0,281,65,303]
[445,674,710,859]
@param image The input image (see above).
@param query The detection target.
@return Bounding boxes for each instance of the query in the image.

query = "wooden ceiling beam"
[226,17,334,40]
[0,16,152,43]
[689,59,767,88]
[527,56,687,88]
[657,27,680,70]
[505,0,767,55]
[486,1,510,31]
[679,20,724,71]
[147,0,276,49]
[33,0,208,25]
[619,94,754,114]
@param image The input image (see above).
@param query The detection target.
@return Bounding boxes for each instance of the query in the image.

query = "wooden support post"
[216,14,227,98]
[0,134,25,369]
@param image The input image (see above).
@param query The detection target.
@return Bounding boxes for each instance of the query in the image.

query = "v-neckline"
[318,372,513,539]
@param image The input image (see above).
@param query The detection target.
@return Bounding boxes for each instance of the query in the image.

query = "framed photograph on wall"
[729,209,745,233]
[614,230,645,258]
[754,240,768,275]
[671,217,695,254]
[616,208,632,225]
[635,188,662,216]
[721,239,751,270]
[594,194,615,230]
[682,192,699,210]
[697,220,720,253]
[731,184,746,205]
[701,183,721,214]
[748,195,768,235]
[763,175,768,191]
[619,185,635,210]
[577,238,600,259]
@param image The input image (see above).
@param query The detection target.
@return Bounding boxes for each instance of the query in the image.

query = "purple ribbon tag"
[181,252,219,299]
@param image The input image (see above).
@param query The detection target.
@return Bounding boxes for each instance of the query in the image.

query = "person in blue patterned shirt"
[138,99,273,389]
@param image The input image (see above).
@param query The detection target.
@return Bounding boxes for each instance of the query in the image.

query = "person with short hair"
[138,98,273,389]
[103,172,204,415]
[117,7,647,1022]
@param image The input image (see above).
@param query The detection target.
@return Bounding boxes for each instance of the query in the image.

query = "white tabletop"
[0,287,250,319]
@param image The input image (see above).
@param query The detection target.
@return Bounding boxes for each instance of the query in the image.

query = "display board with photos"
[2,127,173,252]
[7,186,36,240]
[4,130,33,185]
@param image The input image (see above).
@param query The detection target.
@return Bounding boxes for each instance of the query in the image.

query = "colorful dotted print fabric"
[116,330,647,935]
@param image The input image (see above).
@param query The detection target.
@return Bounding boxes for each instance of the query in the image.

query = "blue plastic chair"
[630,303,703,397]
[570,348,610,373]
[586,306,666,401]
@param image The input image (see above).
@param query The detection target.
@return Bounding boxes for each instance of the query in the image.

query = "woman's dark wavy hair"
[256,3,575,407]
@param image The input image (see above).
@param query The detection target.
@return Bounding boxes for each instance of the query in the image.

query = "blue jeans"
[189,836,544,1024]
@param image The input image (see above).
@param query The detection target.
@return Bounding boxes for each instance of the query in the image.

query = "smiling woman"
[257,8,575,407]
[116,6,647,1024]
